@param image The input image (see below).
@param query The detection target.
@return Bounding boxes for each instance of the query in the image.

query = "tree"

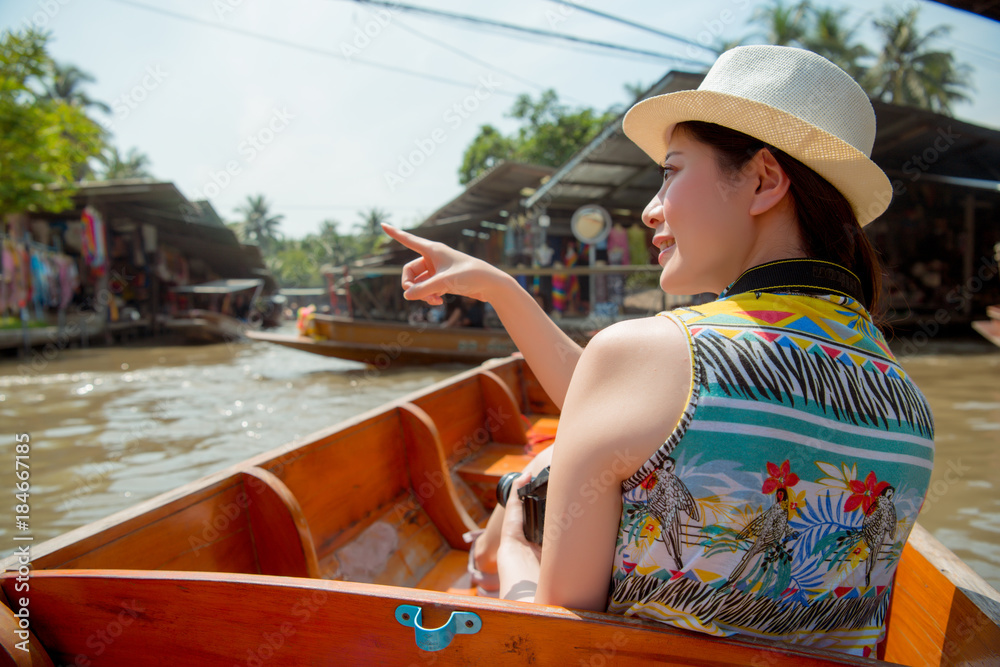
[234,194,284,254]
[750,0,812,46]
[865,6,973,115]
[42,62,111,114]
[100,146,152,180]
[458,90,617,185]
[354,207,390,256]
[0,29,104,216]
[800,6,870,80]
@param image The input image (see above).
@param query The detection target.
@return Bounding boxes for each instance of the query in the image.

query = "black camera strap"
[721,258,866,307]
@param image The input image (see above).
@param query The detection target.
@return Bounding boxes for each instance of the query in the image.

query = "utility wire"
[105,0,523,97]
[383,14,570,101]
[545,0,717,56]
[345,0,711,67]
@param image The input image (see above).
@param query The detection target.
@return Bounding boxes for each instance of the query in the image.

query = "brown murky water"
[1,332,998,591]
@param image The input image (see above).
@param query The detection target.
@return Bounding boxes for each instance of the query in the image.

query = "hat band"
[721,258,865,306]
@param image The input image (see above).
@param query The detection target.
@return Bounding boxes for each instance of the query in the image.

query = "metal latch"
[394,604,482,652]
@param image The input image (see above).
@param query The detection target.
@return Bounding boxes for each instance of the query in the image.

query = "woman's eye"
[659,165,675,181]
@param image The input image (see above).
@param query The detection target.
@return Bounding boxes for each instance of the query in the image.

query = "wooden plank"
[398,403,478,549]
[477,370,529,445]
[0,601,53,666]
[241,467,320,578]
[409,378,489,466]
[454,444,533,485]
[882,525,1000,666]
[3,570,874,667]
[265,411,411,559]
[29,481,257,574]
[0,476,249,572]
[416,549,477,596]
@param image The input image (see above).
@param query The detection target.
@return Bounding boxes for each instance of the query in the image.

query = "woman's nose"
[641,193,663,229]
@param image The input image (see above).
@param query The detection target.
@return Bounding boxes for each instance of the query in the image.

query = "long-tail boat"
[972,305,1000,348]
[2,356,997,665]
[247,313,523,365]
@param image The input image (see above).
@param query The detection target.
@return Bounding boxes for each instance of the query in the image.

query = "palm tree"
[865,6,973,115]
[42,62,111,114]
[750,0,812,46]
[235,194,284,254]
[100,147,152,180]
[355,208,390,256]
[801,6,870,80]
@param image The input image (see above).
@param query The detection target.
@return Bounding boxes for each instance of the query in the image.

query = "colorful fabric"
[81,206,107,274]
[608,290,934,658]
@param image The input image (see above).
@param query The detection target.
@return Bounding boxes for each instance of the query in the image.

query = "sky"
[2,0,998,239]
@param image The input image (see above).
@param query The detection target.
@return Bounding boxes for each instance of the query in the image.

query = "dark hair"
[674,121,884,320]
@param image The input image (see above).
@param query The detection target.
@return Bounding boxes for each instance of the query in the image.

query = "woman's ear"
[748,149,792,216]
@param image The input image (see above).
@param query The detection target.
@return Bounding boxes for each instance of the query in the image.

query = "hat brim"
[623,90,892,226]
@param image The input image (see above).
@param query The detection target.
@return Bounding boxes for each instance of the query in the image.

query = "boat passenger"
[383,45,934,659]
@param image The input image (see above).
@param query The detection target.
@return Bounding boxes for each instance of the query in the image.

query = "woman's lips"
[655,237,675,265]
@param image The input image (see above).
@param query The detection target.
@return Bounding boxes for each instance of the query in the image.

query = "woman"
[383,45,934,657]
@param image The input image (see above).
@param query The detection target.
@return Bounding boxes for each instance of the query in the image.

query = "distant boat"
[164,279,264,343]
[972,304,1000,348]
[248,313,575,365]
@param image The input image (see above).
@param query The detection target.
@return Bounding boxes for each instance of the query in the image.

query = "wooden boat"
[247,313,591,366]
[163,279,265,343]
[972,304,1000,348]
[2,356,997,665]
[163,308,251,343]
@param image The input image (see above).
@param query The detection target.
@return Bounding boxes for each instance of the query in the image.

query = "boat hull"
[249,315,522,364]
[1,357,996,665]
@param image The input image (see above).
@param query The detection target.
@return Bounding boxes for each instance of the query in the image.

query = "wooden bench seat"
[415,549,478,596]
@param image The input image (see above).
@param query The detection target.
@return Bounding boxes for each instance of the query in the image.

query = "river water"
[1,331,998,591]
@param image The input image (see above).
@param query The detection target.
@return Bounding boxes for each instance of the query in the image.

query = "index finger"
[382,223,431,254]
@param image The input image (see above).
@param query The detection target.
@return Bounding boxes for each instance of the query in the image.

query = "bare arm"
[498,316,692,609]
[383,224,582,408]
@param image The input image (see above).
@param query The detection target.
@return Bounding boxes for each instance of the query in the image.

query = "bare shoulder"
[580,314,689,374]
[558,314,693,466]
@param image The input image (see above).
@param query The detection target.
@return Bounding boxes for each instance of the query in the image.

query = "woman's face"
[642,128,758,296]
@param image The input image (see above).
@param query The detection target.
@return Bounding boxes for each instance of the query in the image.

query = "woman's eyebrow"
[663,150,683,164]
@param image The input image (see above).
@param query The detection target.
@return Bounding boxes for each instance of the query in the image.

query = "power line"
[344,0,712,67]
[379,13,570,101]
[544,0,717,56]
[105,0,523,97]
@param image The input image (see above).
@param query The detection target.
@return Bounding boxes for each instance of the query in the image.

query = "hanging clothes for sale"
[30,249,49,315]
[81,206,107,275]
[15,244,30,311]
[607,223,629,266]
[564,241,580,313]
[0,240,12,315]
[627,224,649,265]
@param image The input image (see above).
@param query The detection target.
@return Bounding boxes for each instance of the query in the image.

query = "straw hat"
[623,45,891,226]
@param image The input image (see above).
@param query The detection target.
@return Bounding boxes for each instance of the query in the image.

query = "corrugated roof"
[522,71,1000,219]
[931,0,1000,21]
[418,161,556,228]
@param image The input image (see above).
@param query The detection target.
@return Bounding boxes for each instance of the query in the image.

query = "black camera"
[496,466,549,545]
